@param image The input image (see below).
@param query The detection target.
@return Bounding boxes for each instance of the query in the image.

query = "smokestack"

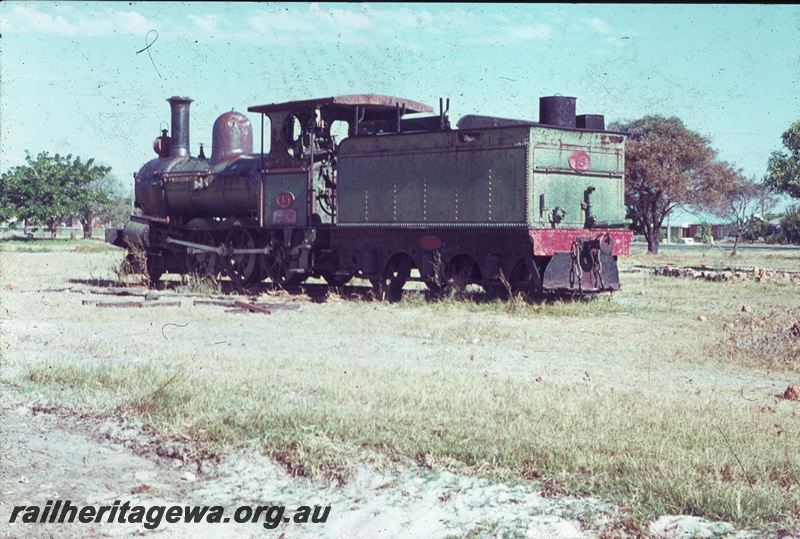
[167,96,193,158]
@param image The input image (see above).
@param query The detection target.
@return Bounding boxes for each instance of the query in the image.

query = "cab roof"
[247,94,434,115]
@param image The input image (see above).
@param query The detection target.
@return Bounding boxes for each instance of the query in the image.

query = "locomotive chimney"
[167,96,193,158]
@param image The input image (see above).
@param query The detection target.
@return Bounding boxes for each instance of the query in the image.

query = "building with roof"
[661,207,736,242]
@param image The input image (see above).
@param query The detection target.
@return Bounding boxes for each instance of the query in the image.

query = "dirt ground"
[0,248,795,538]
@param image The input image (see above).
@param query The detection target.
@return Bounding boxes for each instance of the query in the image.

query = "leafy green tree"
[781,205,800,245]
[75,187,110,239]
[742,218,772,243]
[698,223,713,245]
[609,116,739,254]
[765,121,800,199]
[0,151,111,239]
[89,176,135,232]
[74,174,132,239]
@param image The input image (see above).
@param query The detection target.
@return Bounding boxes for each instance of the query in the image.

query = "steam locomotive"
[107,93,632,299]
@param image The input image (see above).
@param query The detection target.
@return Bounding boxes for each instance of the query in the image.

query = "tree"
[705,175,779,256]
[0,151,111,239]
[75,187,110,239]
[74,174,131,239]
[741,218,772,243]
[609,116,739,254]
[765,121,800,199]
[89,176,135,232]
[781,205,800,245]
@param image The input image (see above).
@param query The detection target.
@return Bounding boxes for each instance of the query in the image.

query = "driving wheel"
[223,228,260,286]
[185,229,219,276]
[262,243,306,287]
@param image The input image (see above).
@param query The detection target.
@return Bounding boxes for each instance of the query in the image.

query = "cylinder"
[539,96,576,128]
[123,221,151,248]
[167,96,193,158]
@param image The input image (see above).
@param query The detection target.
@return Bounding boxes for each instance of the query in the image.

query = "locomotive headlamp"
[153,129,171,158]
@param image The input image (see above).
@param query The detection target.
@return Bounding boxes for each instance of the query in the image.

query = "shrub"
[780,205,800,245]
[698,223,714,244]
[718,308,800,372]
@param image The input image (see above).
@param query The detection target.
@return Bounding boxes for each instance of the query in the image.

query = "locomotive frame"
[107,93,633,300]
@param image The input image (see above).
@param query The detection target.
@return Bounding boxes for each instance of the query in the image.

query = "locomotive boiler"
[107,93,633,299]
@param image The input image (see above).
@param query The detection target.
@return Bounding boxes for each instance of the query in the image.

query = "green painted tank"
[335,124,626,230]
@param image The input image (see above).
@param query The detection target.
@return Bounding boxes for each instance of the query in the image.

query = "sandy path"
[2,390,621,538]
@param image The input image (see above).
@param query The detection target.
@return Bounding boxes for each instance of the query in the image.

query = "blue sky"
[2,2,799,205]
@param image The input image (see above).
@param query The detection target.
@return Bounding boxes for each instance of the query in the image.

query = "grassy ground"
[625,242,800,271]
[0,231,118,254]
[2,239,799,534]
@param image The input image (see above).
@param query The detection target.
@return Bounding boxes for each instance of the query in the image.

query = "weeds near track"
[716,308,800,372]
[111,242,151,287]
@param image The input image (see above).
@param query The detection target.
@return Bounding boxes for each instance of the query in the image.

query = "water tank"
[539,96,576,128]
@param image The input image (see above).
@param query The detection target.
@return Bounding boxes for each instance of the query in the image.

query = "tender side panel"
[336,128,530,227]
[529,128,626,228]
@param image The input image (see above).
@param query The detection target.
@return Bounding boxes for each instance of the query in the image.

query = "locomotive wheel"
[223,228,260,287]
[496,258,543,299]
[262,244,306,287]
[185,229,219,277]
[371,255,411,302]
[444,255,479,295]
[322,272,354,288]
[146,256,163,286]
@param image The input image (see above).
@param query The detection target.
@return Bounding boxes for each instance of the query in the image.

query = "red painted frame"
[529,229,633,257]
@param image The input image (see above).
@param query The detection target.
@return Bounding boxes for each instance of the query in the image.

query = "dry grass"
[3,239,800,533]
[715,308,800,373]
[20,352,800,531]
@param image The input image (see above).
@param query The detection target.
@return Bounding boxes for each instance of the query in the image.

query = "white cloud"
[587,17,612,35]
[311,3,374,31]
[10,5,72,35]
[577,17,633,55]
[187,14,220,34]
[2,4,558,50]
[505,23,553,41]
[245,8,316,35]
[7,4,154,37]
[226,4,555,48]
